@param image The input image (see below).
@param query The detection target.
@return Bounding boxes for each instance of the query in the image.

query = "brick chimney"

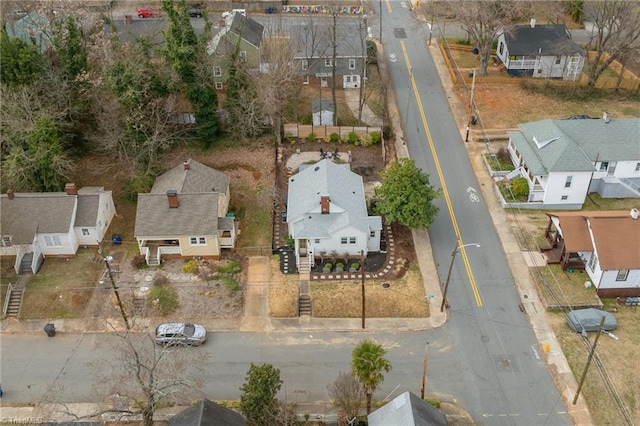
[183,159,190,170]
[320,195,330,214]
[65,183,78,195]
[6,189,14,200]
[167,190,179,208]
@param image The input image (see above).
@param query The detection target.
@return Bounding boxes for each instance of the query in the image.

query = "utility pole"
[379,0,382,42]
[420,342,429,399]
[105,257,131,330]
[441,241,481,312]
[361,250,366,329]
[465,69,476,142]
[573,316,606,405]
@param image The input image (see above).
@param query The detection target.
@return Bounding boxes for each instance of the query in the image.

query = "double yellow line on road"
[400,40,483,307]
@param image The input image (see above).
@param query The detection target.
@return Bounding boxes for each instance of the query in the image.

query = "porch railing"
[3,283,13,318]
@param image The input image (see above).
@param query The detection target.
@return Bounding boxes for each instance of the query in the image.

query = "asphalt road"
[375,2,572,425]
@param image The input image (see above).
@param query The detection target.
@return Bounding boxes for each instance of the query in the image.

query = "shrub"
[330,132,340,142]
[308,132,317,142]
[360,133,373,147]
[323,263,333,270]
[217,260,242,275]
[285,133,295,144]
[286,235,295,250]
[370,131,381,145]
[347,132,359,144]
[221,276,240,291]
[336,262,345,269]
[350,262,360,270]
[152,272,169,286]
[148,285,179,316]
[182,259,199,274]
[511,177,529,197]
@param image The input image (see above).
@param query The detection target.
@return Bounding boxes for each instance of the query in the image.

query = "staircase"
[18,253,33,274]
[297,256,311,273]
[505,168,522,180]
[298,294,312,316]
[147,248,160,266]
[4,279,27,318]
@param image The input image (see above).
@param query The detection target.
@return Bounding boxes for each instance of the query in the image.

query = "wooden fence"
[284,124,382,140]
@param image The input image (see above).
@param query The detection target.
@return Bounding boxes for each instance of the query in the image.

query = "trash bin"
[471,115,478,125]
[44,323,56,337]
[112,234,122,245]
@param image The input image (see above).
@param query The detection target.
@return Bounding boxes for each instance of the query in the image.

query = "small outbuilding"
[368,391,448,426]
[312,99,334,126]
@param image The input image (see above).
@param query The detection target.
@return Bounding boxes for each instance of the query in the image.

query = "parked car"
[137,6,159,18]
[187,7,203,18]
[155,322,207,346]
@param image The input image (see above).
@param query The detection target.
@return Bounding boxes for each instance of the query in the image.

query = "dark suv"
[187,7,203,18]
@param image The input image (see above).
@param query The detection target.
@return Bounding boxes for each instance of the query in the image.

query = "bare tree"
[87,326,209,426]
[584,0,640,87]
[328,371,365,424]
[454,0,525,76]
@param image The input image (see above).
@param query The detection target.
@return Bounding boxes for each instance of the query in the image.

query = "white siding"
[598,269,640,291]
[543,171,591,206]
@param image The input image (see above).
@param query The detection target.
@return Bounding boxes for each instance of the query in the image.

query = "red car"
[137,6,159,18]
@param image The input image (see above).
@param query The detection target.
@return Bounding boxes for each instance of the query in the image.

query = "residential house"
[207,12,265,90]
[496,21,585,80]
[286,159,382,271]
[168,399,246,426]
[0,184,116,273]
[368,391,448,426]
[134,159,236,265]
[290,19,367,89]
[4,11,52,53]
[543,210,640,298]
[506,116,640,209]
[312,98,334,126]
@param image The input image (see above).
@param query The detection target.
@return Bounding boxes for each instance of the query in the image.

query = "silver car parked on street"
[155,322,207,346]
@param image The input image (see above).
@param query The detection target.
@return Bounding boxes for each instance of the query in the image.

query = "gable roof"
[168,399,246,426]
[1,193,76,243]
[508,118,640,175]
[312,99,334,113]
[503,24,585,56]
[134,193,219,237]
[290,19,366,60]
[75,187,109,227]
[547,211,640,269]
[368,391,448,426]
[5,11,52,52]
[229,13,264,48]
[151,159,230,194]
[287,159,381,238]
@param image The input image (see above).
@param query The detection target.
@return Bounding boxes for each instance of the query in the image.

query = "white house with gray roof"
[286,159,382,270]
[134,159,236,265]
[507,116,640,209]
[0,184,116,273]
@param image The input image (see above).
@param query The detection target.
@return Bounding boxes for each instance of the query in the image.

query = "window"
[616,269,629,281]
[239,50,247,60]
[345,75,352,83]
[499,42,504,55]
[341,237,348,245]
[537,68,542,74]
[1,236,11,247]
[213,67,222,77]
[315,239,320,244]
[635,162,640,172]
[555,56,561,65]
[324,59,333,67]
[349,237,356,244]
[564,176,572,188]
[189,237,206,246]
[44,235,62,247]
[302,75,309,85]
[561,195,568,200]
[82,229,90,236]
[349,58,356,69]
[301,60,308,71]
[370,231,375,238]
[599,161,609,172]
[215,82,223,90]
[588,254,598,271]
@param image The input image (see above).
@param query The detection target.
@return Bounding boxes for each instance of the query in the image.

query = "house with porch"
[207,12,265,91]
[134,159,236,265]
[506,116,640,209]
[286,159,382,271]
[543,210,640,298]
[496,21,585,80]
[290,19,368,90]
[0,184,116,273]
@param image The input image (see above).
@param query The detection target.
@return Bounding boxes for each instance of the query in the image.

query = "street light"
[440,241,481,312]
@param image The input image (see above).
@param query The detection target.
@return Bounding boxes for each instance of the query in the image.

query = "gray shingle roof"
[368,391,448,426]
[74,187,108,227]
[134,193,219,237]
[508,118,640,175]
[151,159,230,194]
[168,399,246,426]
[290,19,366,59]
[312,99,334,113]
[230,13,264,48]
[1,193,76,244]
[504,24,585,56]
[287,159,377,238]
